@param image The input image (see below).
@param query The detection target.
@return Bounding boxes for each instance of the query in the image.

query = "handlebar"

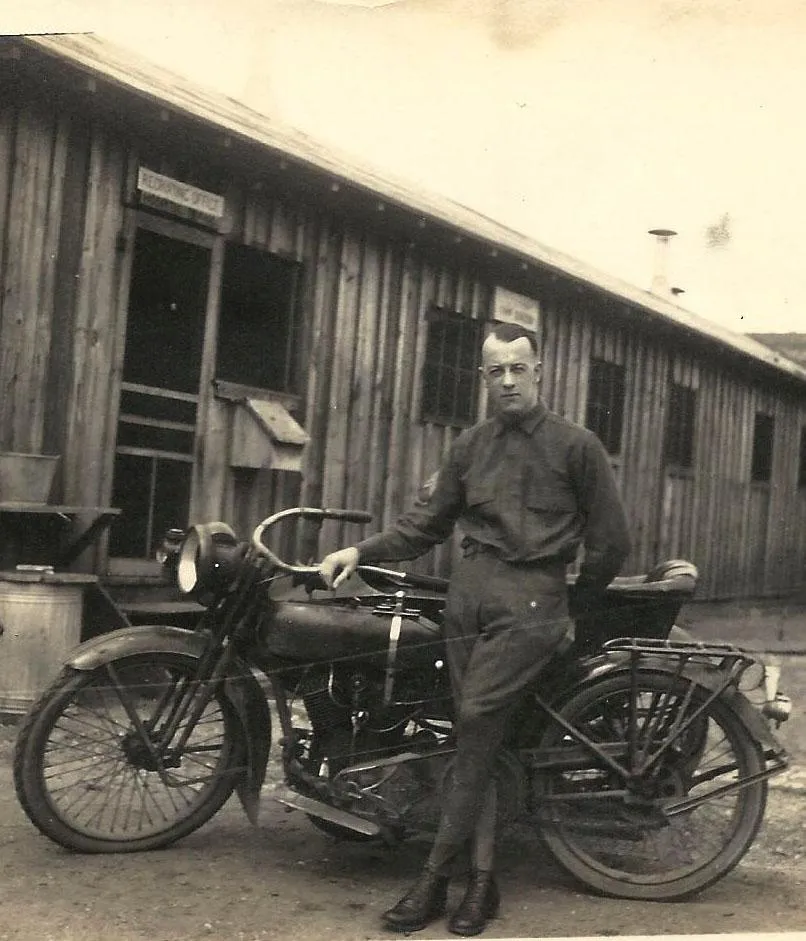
[250,506,449,593]
[251,506,373,576]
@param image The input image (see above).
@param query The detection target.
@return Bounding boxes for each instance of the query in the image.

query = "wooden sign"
[492,286,540,332]
[137,167,225,219]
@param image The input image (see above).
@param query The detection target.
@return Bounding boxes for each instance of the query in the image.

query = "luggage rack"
[602,635,761,685]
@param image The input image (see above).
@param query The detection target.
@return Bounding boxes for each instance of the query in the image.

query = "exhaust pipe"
[272,784,381,837]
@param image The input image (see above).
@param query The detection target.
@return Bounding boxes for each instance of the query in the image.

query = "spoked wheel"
[14,653,246,853]
[534,671,767,900]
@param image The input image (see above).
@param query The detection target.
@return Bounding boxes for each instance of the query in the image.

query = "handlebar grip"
[357,565,449,593]
[319,509,373,524]
[403,572,450,591]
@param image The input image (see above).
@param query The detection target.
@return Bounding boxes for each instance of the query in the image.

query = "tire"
[14,653,246,853]
[533,671,767,901]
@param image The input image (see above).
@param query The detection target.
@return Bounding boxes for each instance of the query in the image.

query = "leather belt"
[460,537,565,570]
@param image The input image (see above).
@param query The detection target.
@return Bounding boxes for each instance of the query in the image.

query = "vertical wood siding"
[2,92,806,598]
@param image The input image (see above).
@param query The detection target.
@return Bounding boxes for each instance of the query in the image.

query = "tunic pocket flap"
[466,484,496,507]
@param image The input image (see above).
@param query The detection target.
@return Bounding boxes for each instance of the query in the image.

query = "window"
[664,383,697,468]
[585,358,626,455]
[751,412,775,482]
[217,243,301,394]
[420,308,483,426]
[798,426,806,488]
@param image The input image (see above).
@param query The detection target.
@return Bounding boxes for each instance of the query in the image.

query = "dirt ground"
[0,605,805,941]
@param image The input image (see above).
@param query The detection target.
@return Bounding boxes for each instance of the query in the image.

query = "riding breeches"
[427,552,573,871]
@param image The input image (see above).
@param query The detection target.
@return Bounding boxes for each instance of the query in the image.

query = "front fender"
[67,624,271,824]
[68,623,210,669]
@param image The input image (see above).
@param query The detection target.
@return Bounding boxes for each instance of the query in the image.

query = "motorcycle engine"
[293,667,526,835]
[293,668,446,832]
[333,737,449,833]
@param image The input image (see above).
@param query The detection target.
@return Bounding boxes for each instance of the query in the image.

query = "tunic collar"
[492,401,547,436]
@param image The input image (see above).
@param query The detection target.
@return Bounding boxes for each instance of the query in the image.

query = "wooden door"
[108,216,214,566]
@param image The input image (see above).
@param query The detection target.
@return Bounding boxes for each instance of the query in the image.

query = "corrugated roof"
[20,32,806,386]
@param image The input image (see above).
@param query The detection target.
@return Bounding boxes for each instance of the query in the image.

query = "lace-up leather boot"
[447,871,500,936]
[381,867,450,933]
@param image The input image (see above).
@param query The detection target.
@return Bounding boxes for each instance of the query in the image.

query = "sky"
[4,0,806,336]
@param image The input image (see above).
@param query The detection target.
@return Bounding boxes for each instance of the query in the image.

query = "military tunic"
[355,401,631,868]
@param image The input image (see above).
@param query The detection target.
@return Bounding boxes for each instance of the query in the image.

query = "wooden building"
[2,33,806,604]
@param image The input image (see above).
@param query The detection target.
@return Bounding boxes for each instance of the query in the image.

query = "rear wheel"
[14,653,245,853]
[534,671,767,900]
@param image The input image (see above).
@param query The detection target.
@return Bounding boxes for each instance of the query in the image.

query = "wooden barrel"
[0,571,96,714]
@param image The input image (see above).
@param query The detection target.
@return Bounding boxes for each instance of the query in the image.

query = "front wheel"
[14,653,246,853]
[533,671,767,900]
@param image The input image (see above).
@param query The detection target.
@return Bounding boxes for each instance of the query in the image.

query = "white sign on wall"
[137,167,225,219]
[492,285,540,332]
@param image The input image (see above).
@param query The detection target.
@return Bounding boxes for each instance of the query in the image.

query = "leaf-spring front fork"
[104,569,264,785]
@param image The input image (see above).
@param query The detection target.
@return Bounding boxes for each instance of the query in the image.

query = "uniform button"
[530,601,537,608]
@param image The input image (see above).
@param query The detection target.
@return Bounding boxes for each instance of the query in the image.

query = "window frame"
[664,382,697,470]
[216,241,303,397]
[750,411,775,484]
[797,425,806,489]
[585,357,626,456]
[419,306,484,428]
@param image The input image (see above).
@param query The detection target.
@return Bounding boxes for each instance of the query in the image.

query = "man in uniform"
[319,322,630,936]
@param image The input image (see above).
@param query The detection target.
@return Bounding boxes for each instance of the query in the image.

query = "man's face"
[480,335,541,417]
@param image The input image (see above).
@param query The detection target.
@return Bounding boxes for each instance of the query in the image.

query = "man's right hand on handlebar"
[318,546,360,589]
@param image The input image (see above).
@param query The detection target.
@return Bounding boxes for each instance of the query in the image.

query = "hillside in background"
[750,333,806,367]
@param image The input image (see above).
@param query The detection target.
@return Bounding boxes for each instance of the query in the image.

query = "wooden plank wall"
[0,103,69,453]
[2,93,805,598]
[537,288,806,599]
[0,98,129,512]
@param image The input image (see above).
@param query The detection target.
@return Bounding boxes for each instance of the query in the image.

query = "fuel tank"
[258,597,445,670]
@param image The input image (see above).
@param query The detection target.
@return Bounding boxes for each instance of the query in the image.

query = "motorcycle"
[13,506,792,901]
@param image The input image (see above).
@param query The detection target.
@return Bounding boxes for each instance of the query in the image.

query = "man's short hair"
[485,321,539,356]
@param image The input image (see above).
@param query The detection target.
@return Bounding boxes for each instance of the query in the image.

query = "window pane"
[458,327,477,368]
[437,364,457,418]
[116,421,195,454]
[120,390,197,425]
[109,453,153,557]
[665,383,696,468]
[109,453,192,558]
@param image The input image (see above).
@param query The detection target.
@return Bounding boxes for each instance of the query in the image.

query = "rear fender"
[67,624,271,823]
[550,648,786,758]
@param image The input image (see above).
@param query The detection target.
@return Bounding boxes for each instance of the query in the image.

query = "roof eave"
[16,33,806,386]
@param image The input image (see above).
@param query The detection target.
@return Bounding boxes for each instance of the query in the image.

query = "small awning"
[230,398,309,473]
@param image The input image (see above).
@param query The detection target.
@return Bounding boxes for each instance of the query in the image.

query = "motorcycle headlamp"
[176,522,243,603]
